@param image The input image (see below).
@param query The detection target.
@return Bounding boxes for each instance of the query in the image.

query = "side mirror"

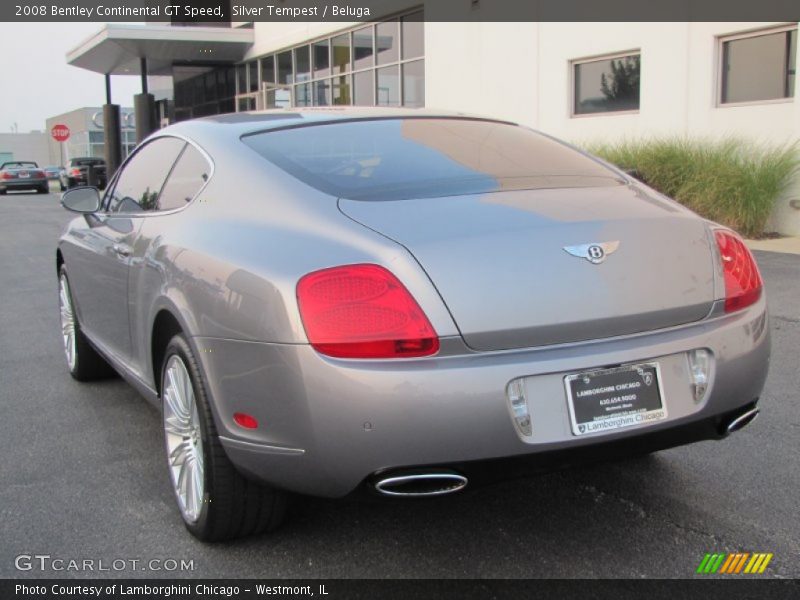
[61,187,100,213]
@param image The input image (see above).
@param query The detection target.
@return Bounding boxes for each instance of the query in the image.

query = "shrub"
[585,138,800,237]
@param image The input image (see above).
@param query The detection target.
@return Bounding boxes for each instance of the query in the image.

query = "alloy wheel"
[58,274,76,371]
[162,355,205,523]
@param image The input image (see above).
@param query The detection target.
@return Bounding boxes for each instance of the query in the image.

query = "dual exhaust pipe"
[373,406,759,496]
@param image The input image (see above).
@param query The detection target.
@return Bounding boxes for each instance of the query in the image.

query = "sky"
[0,22,143,133]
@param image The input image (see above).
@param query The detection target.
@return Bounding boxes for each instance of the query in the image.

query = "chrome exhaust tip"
[726,407,760,435]
[374,472,468,497]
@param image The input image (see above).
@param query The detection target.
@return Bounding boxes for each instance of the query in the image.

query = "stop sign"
[51,124,70,142]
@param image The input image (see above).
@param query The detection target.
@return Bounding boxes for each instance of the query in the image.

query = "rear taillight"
[297,264,440,359]
[1,172,13,180]
[714,229,763,313]
[70,168,82,177]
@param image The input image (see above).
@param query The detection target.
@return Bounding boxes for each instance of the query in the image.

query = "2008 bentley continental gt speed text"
[57,109,769,541]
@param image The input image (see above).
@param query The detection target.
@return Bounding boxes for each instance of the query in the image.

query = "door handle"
[112,243,132,257]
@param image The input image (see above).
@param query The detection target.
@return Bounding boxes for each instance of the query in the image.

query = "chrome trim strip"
[218,436,305,456]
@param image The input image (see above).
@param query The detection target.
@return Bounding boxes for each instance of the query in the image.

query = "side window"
[106,137,186,213]
[157,145,211,211]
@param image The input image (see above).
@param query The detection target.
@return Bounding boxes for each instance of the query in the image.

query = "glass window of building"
[277,51,293,84]
[236,64,247,94]
[228,11,423,113]
[332,33,351,74]
[401,12,424,59]
[295,45,311,82]
[175,66,237,121]
[377,65,400,106]
[295,83,312,107]
[721,27,797,104]
[313,80,331,106]
[573,53,641,115]
[313,40,330,79]
[248,61,259,92]
[332,75,351,105]
[376,20,399,65]
[261,55,275,85]
[354,70,374,105]
[353,26,374,70]
[403,60,425,108]
[204,71,217,101]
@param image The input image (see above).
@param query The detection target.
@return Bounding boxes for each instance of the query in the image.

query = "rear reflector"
[297,264,439,359]
[233,412,258,429]
[714,230,763,313]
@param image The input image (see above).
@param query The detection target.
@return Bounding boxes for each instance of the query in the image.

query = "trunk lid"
[339,185,716,351]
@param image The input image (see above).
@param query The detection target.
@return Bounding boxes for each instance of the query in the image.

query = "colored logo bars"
[696,552,773,574]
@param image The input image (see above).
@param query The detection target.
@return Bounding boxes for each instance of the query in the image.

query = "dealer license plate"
[564,363,667,436]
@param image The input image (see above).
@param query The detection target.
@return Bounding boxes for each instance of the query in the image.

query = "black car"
[0,161,49,194]
[59,157,107,191]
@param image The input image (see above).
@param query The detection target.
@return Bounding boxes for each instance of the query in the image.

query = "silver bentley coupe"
[57,108,769,541]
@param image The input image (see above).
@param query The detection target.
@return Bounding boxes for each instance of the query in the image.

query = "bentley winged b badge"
[563,241,620,264]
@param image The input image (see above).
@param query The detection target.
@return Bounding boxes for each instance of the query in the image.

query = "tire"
[58,266,115,381]
[0,188,6,195]
[59,183,66,192]
[161,334,287,541]
[38,185,49,194]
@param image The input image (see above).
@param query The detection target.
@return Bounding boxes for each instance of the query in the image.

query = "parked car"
[44,166,63,180]
[0,161,49,194]
[56,108,769,541]
[59,157,107,191]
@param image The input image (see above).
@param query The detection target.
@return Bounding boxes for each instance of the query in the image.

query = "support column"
[103,73,123,179]
[134,93,157,144]
[134,57,157,143]
[103,104,122,179]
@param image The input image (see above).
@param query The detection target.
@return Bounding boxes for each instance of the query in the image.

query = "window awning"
[67,24,254,76]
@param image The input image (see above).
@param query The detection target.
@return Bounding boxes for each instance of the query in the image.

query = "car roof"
[161,107,518,143]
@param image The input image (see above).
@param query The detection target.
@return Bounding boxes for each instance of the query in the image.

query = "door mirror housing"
[61,187,101,213]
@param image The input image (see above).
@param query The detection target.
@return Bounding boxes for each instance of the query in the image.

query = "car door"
[66,137,186,363]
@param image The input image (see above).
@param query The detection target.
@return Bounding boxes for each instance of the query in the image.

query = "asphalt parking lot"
[0,191,798,579]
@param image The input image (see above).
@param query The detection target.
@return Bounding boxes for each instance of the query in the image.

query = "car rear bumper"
[196,296,770,498]
[1,178,48,190]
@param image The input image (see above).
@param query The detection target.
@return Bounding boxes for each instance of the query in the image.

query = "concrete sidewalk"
[745,237,800,255]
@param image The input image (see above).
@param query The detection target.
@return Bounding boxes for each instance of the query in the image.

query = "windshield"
[242,118,621,201]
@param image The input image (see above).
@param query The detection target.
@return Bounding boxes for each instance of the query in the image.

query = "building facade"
[44,107,137,167]
[68,13,800,233]
[0,132,49,167]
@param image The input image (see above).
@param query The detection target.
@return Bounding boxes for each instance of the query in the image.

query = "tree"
[600,56,640,109]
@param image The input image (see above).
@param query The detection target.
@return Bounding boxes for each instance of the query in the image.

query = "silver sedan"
[57,108,769,541]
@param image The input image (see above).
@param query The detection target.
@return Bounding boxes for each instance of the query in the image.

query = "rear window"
[2,162,38,169]
[72,159,104,167]
[242,118,621,201]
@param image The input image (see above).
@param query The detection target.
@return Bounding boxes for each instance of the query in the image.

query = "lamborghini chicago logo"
[696,552,773,574]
